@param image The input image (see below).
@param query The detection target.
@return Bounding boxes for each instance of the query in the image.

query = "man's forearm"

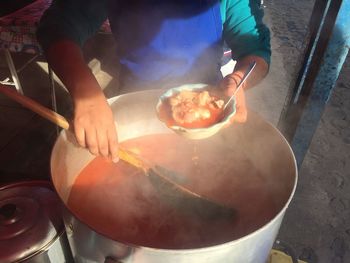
[45,40,104,101]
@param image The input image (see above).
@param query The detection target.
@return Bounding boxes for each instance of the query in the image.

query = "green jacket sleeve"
[221,0,271,64]
[37,0,108,52]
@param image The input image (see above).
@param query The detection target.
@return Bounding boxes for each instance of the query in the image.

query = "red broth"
[67,134,282,249]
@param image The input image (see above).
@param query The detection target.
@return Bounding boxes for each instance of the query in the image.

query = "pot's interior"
[51,90,296,249]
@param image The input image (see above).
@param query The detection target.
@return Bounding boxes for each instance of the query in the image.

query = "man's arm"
[37,0,108,51]
[37,0,118,161]
[220,0,271,122]
[46,41,118,161]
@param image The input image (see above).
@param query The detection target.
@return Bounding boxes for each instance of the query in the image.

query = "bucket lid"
[0,181,63,262]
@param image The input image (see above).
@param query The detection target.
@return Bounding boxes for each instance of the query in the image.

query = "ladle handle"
[0,84,146,169]
[0,84,69,130]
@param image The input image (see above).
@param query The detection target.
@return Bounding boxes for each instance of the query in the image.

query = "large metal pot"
[51,89,297,263]
[0,181,73,263]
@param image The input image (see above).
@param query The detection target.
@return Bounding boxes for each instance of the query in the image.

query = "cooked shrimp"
[169,90,224,126]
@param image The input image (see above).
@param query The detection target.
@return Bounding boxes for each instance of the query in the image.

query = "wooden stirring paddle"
[0,84,236,221]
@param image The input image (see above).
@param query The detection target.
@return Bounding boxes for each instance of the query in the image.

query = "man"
[37,0,271,162]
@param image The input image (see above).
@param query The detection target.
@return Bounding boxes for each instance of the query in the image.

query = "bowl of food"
[156,84,236,140]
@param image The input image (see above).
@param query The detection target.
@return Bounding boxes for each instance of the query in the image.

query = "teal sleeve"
[221,0,271,65]
[37,0,108,52]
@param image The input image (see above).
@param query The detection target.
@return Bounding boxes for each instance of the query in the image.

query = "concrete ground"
[265,0,350,262]
[0,1,349,262]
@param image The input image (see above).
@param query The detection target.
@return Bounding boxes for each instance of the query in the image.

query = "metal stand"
[1,50,24,94]
[48,65,60,136]
[1,49,60,134]
[278,0,350,167]
[48,65,57,113]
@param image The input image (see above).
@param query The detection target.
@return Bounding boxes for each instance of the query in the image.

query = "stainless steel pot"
[51,89,297,263]
[0,181,73,263]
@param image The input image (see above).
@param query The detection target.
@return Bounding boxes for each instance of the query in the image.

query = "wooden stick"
[0,84,69,130]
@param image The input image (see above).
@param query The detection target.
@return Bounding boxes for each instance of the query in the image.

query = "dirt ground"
[265,0,350,262]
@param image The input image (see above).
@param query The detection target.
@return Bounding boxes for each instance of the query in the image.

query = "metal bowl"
[156,84,236,140]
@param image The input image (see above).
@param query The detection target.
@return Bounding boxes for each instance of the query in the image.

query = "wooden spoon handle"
[118,149,149,171]
[0,84,146,169]
[0,84,69,130]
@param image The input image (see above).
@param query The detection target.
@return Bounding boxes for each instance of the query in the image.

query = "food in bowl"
[157,84,237,140]
[160,90,225,129]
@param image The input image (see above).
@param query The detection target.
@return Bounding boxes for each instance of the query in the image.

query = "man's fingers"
[97,129,109,157]
[227,107,247,125]
[85,128,99,156]
[231,89,247,123]
[232,108,248,123]
[107,127,119,163]
[72,95,118,159]
[74,124,86,148]
[221,74,242,96]
[76,125,118,160]
[220,78,234,95]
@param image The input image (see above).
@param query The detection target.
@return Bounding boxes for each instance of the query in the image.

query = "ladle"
[0,84,236,221]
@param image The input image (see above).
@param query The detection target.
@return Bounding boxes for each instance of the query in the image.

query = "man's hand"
[73,93,119,162]
[219,55,269,124]
[219,72,248,123]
